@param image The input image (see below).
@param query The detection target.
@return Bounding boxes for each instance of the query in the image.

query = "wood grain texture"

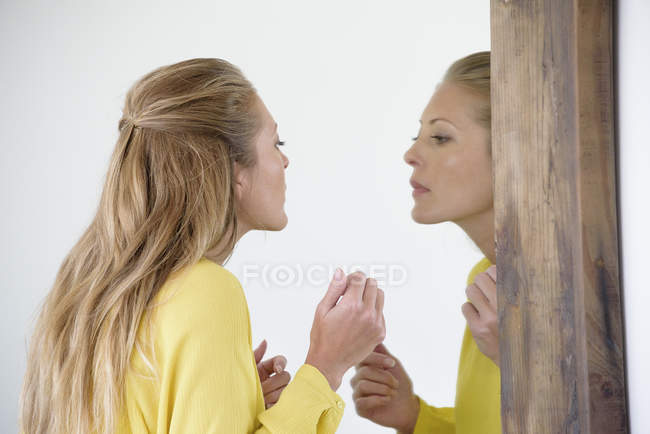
[490,0,628,432]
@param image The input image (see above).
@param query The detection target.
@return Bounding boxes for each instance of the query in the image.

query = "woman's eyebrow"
[419,118,456,127]
[429,117,454,126]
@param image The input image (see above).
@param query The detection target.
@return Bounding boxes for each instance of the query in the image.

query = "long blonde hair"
[19,58,259,434]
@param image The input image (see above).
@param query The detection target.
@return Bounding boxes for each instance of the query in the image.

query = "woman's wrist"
[304,352,344,391]
[396,394,420,434]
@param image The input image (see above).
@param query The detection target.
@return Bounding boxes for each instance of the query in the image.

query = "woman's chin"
[267,212,288,231]
[277,214,288,230]
[411,206,439,225]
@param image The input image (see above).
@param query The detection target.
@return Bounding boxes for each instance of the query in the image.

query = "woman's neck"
[204,220,251,265]
[453,206,496,264]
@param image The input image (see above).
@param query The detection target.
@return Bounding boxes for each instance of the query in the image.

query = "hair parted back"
[443,51,491,136]
[20,58,259,434]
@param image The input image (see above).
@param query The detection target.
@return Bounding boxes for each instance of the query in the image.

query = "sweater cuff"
[413,395,455,434]
[257,363,345,432]
[299,363,346,410]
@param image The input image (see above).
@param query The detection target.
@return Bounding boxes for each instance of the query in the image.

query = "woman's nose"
[404,143,420,167]
[282,151,289,169]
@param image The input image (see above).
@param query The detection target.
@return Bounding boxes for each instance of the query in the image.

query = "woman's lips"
[410,179,430,196]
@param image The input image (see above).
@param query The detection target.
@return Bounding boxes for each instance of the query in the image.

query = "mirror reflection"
[5,2,491,433]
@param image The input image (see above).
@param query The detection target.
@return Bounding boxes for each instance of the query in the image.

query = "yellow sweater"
[413,257,501,433]
[117,257,345,433]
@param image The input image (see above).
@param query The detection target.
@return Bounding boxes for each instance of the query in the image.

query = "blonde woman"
[351,52,501,433]
[19,58,389,433]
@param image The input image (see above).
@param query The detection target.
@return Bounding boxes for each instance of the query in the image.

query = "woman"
[19,58,391,433]
[350,51,500,433]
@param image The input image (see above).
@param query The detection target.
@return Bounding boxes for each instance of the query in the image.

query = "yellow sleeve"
[412,395,455,434]
[151,259,344,433]
[410,257,492,434]
[257,363,345,433]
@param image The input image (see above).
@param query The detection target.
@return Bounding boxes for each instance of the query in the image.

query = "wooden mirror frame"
[490,1,629,432]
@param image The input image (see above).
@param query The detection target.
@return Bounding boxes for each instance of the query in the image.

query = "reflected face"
[234,96,290,231]
[404,82,492,225]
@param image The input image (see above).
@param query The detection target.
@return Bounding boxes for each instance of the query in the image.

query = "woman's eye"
[275,140,285,148]
[431,135,449,144]
[411,136,418,142]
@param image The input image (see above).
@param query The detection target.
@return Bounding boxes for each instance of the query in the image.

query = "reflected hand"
[351,344,419,433]
[462,265,499,366]
[253,339,291,408]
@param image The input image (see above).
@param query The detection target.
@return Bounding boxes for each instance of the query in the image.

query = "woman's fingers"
[352,379,396,399]
[373,343,393,357]
[306,269,387,389]
[354,395,392,414]
[261,371,291,395]
[363,278,378,309]
[261,367,291,408]
[253,339,267,365]
[318,268,348,312]
[461,301,480,324]
[351,365,399,389]
[258,355,287,382]
[486,265,497,283]
[264,387,285,408]
[474,272,497,308]
[462,272,500,366]
[465,282,490,314]
[271,355,287,374]
[346,271,368,302]
[357,351,396,369]
[375,287,385,315]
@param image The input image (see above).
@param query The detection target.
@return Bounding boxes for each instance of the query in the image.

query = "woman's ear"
[233,161,249,202]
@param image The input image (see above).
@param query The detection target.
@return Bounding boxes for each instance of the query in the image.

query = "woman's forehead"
[255,97,277,133]
[422,83,484,127]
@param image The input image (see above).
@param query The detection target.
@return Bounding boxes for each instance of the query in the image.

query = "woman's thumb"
[374,343,392,357]
[253,339,267,364]
[319,268,347,311]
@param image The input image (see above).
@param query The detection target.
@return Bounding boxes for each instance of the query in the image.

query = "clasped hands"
[254,268,387,408]
[254,265,498,414]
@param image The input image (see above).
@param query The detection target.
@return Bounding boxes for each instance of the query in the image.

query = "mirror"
[2,1,490,432]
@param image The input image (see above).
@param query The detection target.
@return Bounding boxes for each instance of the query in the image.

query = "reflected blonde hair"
[19,58,259,434]
[443,51,491,149]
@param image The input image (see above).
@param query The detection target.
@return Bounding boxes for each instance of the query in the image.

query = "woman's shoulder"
[179,256,241,284]
[466,256,492,285]
[150,257,248,332]
[157,257,243,300]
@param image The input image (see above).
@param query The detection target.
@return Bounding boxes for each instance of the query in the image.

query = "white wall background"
[0,1,490,432]
[3,2,648,434]
[617,1,650,433]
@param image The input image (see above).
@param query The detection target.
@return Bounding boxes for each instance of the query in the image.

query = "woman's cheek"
[442,154,460,168]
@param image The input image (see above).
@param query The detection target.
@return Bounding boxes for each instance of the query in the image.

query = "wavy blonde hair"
[19,58,259,434]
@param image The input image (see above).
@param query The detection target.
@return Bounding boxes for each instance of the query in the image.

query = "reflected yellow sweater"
[413,257,501,433]
[117,257,344,433]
